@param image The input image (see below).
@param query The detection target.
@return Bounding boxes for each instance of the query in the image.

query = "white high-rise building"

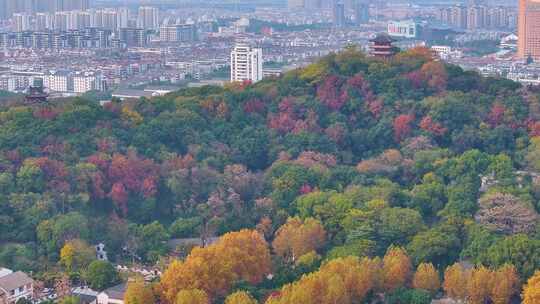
[117,7,130,28]
[230,43,263,83]
[137,6,159,29]
[35,13,53,31]
[12,13,31,32]
[73,71,102,93]
[53,11,69,31]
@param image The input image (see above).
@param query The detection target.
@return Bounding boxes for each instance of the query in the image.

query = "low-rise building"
[0,271,34,304]
[387,20,418,38]
[96,283,126,304]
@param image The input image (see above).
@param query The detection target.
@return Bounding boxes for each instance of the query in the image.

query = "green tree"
[59,296,80,304]
[484,234,540,278]
[138,221,169,262]
[407,220,462,267]
[83,260,119,291]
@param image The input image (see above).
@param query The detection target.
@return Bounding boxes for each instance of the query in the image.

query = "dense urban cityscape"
[5,1,540,304]
[0,0,532,100]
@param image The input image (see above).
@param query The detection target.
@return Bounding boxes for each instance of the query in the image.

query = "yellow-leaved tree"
[443,263,470,302]
[491,265,519,304]
[159,230,270,303]
[59,239,95,271]
[272,217,326,262]
[412,263,440,295]
[523,270,540,304]
[265,256,378,304]
[224,291,258,304]
[124,277,155,304]
[467,266,493,304]
[175,289,209,304]
[382,246,412,292]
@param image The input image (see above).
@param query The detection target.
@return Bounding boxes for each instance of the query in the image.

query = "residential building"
[230,43,263,83]
[137,6,159,30]
[119,27,147,47]
[288,0,304,9]
[467,5,486,30]
[0,271,34,304]
[333,0,346,28]
[160,24,196,42]
[72,287,98,304]
[73,71,102,93]
[12,13,32,32]
[44,70,70,92]
[518,0,540,60]
[96,283,126,304]
[354,1,370,25]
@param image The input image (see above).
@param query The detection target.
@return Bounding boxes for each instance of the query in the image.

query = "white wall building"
[137,6,159,30]
[387,20,418,38]
[44,71,70,92]
[73,71,102,93]
[230,43,263,83]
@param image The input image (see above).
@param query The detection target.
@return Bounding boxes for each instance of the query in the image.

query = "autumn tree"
[272,217,326,262]
[160,230,271,302]
[523,270,540,304]
[224,291,258,304]
[60,239,95,272]
[443,263,470,302]
[491,265,519,304]
[124,277,155,304]
[420,61,448,91]
[393,114,415,143]
[265,256,378,304]
[467,266,493,304]
[412,263,440,295]
[382,247,412,292]
[175,289,209,304]
[475,193,538,235]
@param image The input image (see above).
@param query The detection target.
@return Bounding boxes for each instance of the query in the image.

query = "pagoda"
[369,34,399,58]
[25,78,48,104]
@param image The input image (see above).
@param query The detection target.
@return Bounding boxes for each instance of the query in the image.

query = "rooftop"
[0,271,33,292]
[370,33,396,44]
[101,283,126,300]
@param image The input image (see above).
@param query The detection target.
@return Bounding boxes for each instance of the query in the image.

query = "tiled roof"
[0,272,33,292]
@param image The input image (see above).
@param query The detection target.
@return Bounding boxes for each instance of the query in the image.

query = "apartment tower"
[230,43,263,83]
[518,0,540,60]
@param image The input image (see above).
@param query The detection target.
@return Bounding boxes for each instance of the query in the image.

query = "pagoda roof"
[370,34,396,44]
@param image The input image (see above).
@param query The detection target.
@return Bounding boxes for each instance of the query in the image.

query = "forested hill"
[2,46,540,303]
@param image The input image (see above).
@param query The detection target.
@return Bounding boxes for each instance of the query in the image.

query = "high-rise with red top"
[518,0,540,60]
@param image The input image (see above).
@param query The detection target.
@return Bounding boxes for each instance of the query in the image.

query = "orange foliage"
[159,230,270,303]
[491,265,519,304]
[382,247,412,291]
[523,270,540,304]
[225,291,258,304]
[272,217,326,262]
[175,289,209,304]
[265,257,378,304]
[124,277,155,304]
[467,266,493,304]
[356,149,403,175]
[393,114,415,143]
[412,263,440,295]
[443,263,470,302]
[420,61,448,91]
